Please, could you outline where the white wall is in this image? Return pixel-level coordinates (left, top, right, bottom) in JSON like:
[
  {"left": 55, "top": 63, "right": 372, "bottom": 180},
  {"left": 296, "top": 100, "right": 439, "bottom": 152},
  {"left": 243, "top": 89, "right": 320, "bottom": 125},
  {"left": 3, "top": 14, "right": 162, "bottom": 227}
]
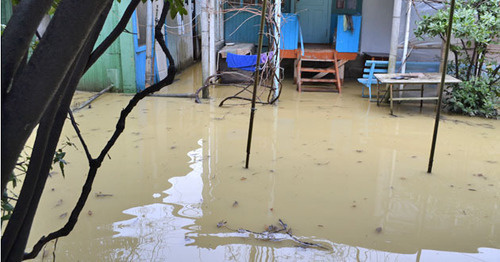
[
  {"left": 360, "top": 0, "right": 394, "bottom": 54},
  {"left": 166, "top": 6, "right": 195, "bottom": 70},
  {"left": 360, "top": 0, "right": 442, "bottom": 61}
]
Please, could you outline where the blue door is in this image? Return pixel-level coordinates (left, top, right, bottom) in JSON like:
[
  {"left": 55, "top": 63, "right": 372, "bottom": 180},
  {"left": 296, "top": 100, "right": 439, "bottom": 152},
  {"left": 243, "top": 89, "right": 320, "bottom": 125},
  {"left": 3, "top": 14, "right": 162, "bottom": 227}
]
[
  {"left": 295, "top": 0, "right": 332, "bottom": 43},
  {"left": 132, "top": 8, "right": 146, "bottom": 92},
  {"left": 132, "top": 2, "right": 169, "bottom": 92}
]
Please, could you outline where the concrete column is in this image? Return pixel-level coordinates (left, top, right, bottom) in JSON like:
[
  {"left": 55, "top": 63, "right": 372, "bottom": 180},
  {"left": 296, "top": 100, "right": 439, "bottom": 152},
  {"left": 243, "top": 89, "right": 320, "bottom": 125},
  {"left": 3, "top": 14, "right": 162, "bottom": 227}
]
[{"left": 388, "top": 0, "right": 402, "bottom": 73}]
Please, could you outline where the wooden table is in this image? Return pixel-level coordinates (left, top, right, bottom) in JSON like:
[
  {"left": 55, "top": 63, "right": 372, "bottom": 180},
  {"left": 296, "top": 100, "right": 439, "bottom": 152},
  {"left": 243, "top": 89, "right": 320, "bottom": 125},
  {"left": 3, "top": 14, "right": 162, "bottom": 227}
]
[{"left": 374, "top": 73, "right": 461, "bottom": 114}]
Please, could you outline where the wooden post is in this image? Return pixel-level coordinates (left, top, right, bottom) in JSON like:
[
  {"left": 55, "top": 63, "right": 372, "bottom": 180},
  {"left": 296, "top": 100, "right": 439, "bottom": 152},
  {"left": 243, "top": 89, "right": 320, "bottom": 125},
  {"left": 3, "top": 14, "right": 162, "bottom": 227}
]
[
  {"left": 245, "top": 0, "right": 268, "bottom": 169},
  {"left": 427, "top": 0, "right": 456, "bottom": 173}
]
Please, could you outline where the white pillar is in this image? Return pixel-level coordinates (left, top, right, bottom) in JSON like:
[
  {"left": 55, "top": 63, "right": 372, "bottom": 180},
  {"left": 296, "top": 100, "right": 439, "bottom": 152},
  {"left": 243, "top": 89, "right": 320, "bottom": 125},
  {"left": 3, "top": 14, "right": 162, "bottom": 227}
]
[
  {"left": 145, "top": 0, "right": 155, "bottom": 86},
  {"left": 401, "top": 0, "right": 412, "bottom": 74},
  {"left": 209, "top": 0, "right": 216, "bottom": 76},
  {"left": 200, "top": 0, "right": 210, "bottom": 97},
  {"left": 273, "top": 0, "right": 281, "bottom": 100},
  {"left": 399, "top": 0, "right": 412, "bottom": 97},
  {"left": 388, "top": 0, "right": 402, "bottom": 73}
]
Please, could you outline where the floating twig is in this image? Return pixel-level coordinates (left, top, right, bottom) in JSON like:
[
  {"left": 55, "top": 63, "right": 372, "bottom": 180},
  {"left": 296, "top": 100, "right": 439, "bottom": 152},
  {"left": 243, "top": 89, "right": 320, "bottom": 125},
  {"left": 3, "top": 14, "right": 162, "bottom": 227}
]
[{"left": 216, "top": 219, "right": 328, "bottom": 250}]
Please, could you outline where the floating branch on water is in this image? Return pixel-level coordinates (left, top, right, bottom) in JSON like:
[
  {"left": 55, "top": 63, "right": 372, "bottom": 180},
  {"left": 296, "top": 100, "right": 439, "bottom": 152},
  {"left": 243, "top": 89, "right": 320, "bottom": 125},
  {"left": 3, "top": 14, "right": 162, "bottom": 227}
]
[{"left": 216, "top": 219, "right": 328, "bottom": 250}]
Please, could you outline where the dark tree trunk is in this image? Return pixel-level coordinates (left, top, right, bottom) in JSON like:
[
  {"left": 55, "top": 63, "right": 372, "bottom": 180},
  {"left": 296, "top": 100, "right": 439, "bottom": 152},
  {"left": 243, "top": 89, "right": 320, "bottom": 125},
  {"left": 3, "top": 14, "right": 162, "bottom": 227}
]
[
  {"left": 3, "top": 0, "right": 179, "bottom": 260},
  {"left": 1, "top": 2, "right": 114, "bottom": 260},
  {"left": 1, "top": 0, "right": 53, "bottom": 97},
  {"left": 24, "top": 2, "right": 176, "bottom": 258},
  {"left": 1, "top": 0, "right": 112, "bottom": 195}
]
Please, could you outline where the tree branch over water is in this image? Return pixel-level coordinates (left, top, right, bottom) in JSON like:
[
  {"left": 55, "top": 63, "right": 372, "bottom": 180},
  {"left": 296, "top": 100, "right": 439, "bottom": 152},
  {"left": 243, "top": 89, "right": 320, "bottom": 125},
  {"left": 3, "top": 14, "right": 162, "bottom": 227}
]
[{"left": 21, "top": 1, "right": 175, "bottom": 260}]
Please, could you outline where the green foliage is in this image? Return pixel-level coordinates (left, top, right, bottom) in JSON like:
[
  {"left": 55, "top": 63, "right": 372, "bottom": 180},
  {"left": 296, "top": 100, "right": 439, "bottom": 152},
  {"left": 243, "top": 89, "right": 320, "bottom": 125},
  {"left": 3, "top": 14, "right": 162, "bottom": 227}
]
[
  {"left": 166, "top": 0, "right": 188, "bottom": 19},
  {"left": 415, "top": 0, "right": 500, "bottom": 44},
  {"left": 53, "top": 149, "right": 67, "bottom": 178},
  {"left": 445, "top": 77, "right": 499, "bottom": 118},
  {"left": 139, "top": 0, "right": 187, "bottom": 19},
  {"left": 415, "top": 0, "right": 500, "bottom": 118},
  {"left": 1, "top": 138, "right": 77, "bottom": 223},
  {"left": 1, "top": 155, "right": 25, "bottom": 224}
]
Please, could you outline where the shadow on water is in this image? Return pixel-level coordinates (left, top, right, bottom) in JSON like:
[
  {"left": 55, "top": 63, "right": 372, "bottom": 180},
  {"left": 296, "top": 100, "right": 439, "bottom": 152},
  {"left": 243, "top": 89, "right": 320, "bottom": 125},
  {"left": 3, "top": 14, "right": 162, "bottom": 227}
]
[{"left": 25, "top": 63, "right": 499, "bottom": 261}]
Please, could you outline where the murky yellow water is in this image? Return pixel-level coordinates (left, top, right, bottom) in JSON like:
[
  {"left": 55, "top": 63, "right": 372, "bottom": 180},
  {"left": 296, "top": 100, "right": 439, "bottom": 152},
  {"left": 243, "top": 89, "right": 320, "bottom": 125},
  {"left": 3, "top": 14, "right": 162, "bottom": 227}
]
[{"left": 23, "top": 63, "right": 499, "bottom": 261}]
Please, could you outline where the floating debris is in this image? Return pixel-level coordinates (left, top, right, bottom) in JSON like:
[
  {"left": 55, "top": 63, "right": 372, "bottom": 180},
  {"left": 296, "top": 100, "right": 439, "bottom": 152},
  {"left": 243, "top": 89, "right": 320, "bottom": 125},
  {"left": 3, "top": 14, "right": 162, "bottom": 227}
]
[
  {"left": 468, "top": 189, "right": 477, "bottom": 191},
  {"left": 217, "top": 220, "right": 227, "bottom": 228},
  {"left": 375, "top": 227, "right": 382, "bottom": 233},
  {"left": 473, "top": 173, "right": 488, "bottom": 180},
  {"left": 240, "top": 177, "right": 247, "bottom": 181},
  {"left": 55, "top": 199, "right": 63, "bottom": 207},
  {"left": 356, "top": 150, "right": 363, "bottom": 153},
  {"left": 96, "top": 192, "right": 113, "bottom": 197},
  {"left": 232, "top": 201, "right": 239, "bottom": 207},
  {"left": 88, "top": 210, "right": 93, "bottom": 216},
  {"left": 59, "top": 212, "right": 68, "bottom": 219},
  {"left": 216, "top": 219, "right": 328, "bottom": 250}
]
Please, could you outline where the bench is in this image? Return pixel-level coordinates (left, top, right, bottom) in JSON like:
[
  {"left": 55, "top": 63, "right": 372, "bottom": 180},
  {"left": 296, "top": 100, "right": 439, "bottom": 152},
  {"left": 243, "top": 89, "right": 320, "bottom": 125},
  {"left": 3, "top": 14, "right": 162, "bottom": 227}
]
[{"left": 358, "top": 60, "right": 389, "bottom": 100}]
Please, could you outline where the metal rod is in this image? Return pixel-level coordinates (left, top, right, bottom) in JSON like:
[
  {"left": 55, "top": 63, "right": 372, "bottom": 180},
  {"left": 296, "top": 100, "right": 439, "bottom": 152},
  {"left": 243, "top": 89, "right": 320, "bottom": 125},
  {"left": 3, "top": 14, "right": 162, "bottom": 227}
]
[
  {"left": 245, "top": 0, "right": 268, "bottom": 169},
  {"left": 71, "top": 85, "right": 113, "bottom": 112},
  {"left": 427, "top": 0, "right": 456, "bottom": 173}
]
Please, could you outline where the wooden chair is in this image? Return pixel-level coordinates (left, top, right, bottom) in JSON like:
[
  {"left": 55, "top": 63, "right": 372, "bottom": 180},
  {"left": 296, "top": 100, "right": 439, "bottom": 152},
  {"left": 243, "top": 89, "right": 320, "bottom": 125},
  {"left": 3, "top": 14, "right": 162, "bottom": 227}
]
[{"left": 357, "top": 60, "right": 388, "bottom": 100}]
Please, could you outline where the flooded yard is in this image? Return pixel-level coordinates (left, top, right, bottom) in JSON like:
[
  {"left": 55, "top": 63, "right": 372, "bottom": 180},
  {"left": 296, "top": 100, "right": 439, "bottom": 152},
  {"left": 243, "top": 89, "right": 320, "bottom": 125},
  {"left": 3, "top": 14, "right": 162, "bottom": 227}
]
[{"left": 26, "top": 63, "right": 499, "bottom": 261}]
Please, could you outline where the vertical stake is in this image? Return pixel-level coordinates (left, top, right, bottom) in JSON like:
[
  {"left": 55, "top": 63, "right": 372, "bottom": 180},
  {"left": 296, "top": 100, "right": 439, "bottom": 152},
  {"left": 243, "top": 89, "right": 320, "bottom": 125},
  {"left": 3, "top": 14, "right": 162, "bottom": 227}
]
[
  {"left": 428, "top": 0, "right": 456, "bottom": 173},
  {"left": 245, "top": 0, "right": 268, "bottom": 168}
]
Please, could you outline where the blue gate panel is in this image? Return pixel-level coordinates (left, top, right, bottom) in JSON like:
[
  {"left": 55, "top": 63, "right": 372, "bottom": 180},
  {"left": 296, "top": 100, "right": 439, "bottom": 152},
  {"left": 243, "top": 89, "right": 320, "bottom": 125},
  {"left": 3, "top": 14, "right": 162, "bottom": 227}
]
[
  {"left": 336, "top": 15, "right": 361, "bottom": 53},
  {"left": 280, "top": 13, "right": 299, "bottom": 50}
]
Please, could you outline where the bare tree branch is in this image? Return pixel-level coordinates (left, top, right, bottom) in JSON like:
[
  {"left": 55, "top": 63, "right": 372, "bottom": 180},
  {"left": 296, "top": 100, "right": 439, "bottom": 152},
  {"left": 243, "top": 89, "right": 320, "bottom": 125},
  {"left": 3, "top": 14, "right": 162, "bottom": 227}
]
[
  {"left": 86, "top": 0, "right": 141, "bottom": 70},
  {"left": 1, "top": 0, "right": 113, "bottom": 194},
  {"left": 24, "top": 2, "right": 176, "bottom": 259},
  {"left": 68, "top": 111, "right": 93, "bottom": 162},
  {"left": 1, "top": 2, "right": 115, "bottom": 260}
]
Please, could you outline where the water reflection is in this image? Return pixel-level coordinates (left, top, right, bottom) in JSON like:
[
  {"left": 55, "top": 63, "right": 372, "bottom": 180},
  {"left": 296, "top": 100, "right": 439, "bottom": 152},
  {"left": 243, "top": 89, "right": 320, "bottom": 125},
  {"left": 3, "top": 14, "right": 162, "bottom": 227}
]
[
  {"left": 25, "top": 64, "right": 500, "bottom": 261},
  {"left": 112, "top": 139, "right": 204, "bottom": 261}
]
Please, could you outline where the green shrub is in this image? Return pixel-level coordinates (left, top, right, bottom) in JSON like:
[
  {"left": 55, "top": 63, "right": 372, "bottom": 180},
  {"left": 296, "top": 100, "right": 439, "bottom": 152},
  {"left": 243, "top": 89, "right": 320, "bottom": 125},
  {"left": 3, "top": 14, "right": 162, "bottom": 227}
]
[
  {"left": 445, "top": 77, "right": 499, "bottom": 118},
  {"left": 415, "top": 0, "right": 500, "bottom": 118}
]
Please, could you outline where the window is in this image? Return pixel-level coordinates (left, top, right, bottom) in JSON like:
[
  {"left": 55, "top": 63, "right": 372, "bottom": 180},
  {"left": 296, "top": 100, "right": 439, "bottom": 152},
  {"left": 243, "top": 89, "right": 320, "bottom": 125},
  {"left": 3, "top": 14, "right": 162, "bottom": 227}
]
[{"left": 333, "top": 0, "right": 362, "bottom": 15}]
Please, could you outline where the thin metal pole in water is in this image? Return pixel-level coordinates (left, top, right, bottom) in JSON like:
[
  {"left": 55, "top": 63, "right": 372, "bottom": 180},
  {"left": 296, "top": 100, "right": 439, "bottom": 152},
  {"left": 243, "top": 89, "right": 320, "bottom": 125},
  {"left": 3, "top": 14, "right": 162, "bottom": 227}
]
[
  {"left": 427, "top": 0, "right": 456, "bottom": 173},
  {"left": 245, "top": 0, "right": 268, "bottom": 169}
]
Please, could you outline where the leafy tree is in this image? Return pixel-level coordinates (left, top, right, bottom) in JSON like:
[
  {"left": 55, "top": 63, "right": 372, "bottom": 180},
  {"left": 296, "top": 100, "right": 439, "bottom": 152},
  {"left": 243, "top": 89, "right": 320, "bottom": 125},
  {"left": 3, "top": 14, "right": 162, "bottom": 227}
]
[
  {"left": 1, "top": 0, "right": 185, "bottom": 260},
  {"left": 415, "top": 0, "right": 500, "bottom": 118}
]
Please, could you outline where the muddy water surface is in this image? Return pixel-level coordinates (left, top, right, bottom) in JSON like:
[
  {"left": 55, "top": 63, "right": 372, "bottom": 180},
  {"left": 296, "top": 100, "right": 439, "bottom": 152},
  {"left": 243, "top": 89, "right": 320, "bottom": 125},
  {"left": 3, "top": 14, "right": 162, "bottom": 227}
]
[{"left": 26, "top": 64, "right": 499, "bottom": 261}]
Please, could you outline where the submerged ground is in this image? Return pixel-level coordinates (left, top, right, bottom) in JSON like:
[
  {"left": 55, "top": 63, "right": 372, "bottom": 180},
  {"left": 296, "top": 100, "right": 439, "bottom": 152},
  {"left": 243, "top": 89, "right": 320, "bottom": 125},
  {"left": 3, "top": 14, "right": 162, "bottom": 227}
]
[{"left": 25, "top": 64, "right": 499, "bottom": 261}]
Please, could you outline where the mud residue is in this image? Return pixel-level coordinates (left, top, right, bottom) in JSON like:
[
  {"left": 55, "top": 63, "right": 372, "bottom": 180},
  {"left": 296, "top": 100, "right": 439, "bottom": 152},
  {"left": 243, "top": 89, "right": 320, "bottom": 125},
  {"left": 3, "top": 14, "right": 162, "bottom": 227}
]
[{"left": 25, "top": 63, "right": 500, "bottom": 261}]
